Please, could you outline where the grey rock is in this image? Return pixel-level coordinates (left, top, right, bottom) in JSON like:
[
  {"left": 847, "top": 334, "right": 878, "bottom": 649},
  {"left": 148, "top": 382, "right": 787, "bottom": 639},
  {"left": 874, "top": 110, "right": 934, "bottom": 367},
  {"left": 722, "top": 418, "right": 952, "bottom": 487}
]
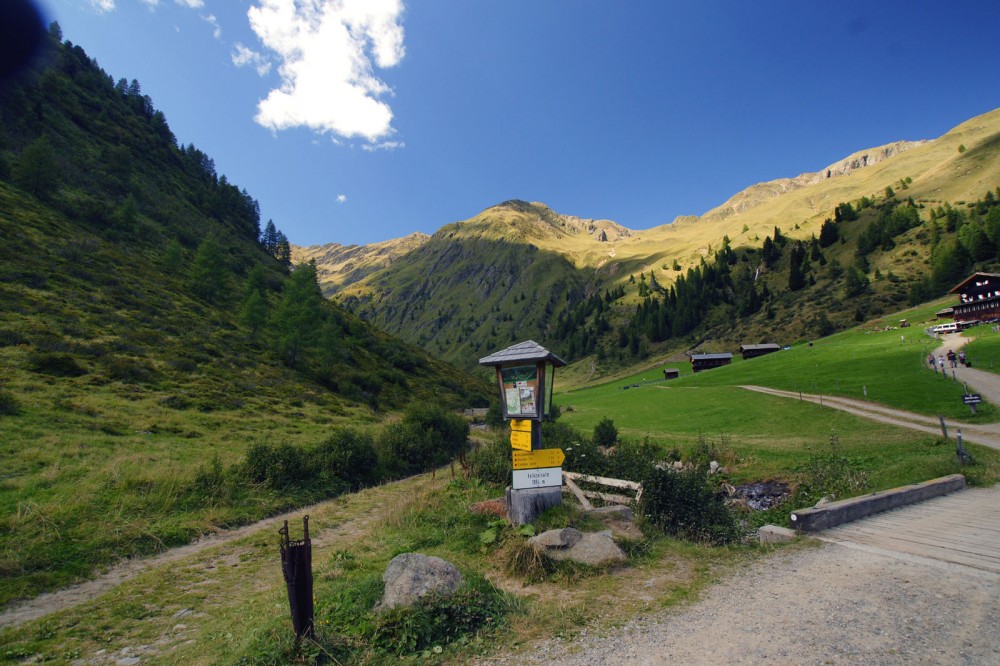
[
  {"left": 530, "top": 527, "right": 583, "bottom": 549},
  {"left": 758, "top": 524, "right": 797, "bottom": 544},
  {"left": 378, "top": 553, "right": 462, "bottom": 611},
  {"left": 538, "top": 531, "right": 626, "bottom": 566}
]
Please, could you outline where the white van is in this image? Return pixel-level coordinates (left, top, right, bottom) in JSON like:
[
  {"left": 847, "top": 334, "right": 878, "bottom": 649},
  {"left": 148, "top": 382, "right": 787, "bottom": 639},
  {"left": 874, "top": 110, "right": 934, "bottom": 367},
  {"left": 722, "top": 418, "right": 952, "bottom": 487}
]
[{"left": 932, "top": 323, "right": 958, "bottom": 334}]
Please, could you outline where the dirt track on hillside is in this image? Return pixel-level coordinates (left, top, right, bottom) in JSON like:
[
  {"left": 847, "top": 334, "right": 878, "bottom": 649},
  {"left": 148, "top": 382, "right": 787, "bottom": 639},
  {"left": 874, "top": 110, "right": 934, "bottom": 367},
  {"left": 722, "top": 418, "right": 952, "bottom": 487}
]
[{"left": 741, "top": 334, "right": 1000, "bottom": 451}]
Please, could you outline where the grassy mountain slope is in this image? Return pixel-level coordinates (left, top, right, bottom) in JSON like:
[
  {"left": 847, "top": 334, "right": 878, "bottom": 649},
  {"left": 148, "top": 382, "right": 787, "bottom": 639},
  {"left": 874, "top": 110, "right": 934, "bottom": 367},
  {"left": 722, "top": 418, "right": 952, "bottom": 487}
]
[
  {"left": 290, "top": 231, "right": 431, "bottom": 296},
  {"left": 321, "top": 109, "right": 1000, "bottom": 374},
  {"left": 0, "top": 29, "right": 488, "bottom": 605}
]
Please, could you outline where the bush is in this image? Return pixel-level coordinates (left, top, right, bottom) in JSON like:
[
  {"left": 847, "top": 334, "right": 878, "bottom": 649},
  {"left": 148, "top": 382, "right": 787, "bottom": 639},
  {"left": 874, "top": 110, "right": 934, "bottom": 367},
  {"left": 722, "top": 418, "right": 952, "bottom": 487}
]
[
  {"left": 27, "top": 351, "right": 87, "bottom": 377},
  {"left": 313, "top": 427, "right": 380, "bottom": 491},
  {"left": 100, "top": 355, "right": 160, "bottom": 384},
  {"left": 403, "top": 404, "right": 470, "bottom": 457},
  {"left": 467, "top": 433, "right": 512, "bottom": 486},
  {"left": 640, "top": 467, "right": 742, "bottom": 545},
  {"left": 378, "top": 405, "right": 470, "bottom": 477},
  {"left": 369, "top": 579, "right": 514, "bottom": 656},
  {"left": 0, "top": 390, "right": 21, "bottom": 416},
  {"left": 593, "top": 417, "right": 618, "bottom": 448},
  {"left": 242, "top": 442, "right": 309, "bottom": 490},
  {"left": 378, "top": 421, "right": 442, "bottom": 477}
]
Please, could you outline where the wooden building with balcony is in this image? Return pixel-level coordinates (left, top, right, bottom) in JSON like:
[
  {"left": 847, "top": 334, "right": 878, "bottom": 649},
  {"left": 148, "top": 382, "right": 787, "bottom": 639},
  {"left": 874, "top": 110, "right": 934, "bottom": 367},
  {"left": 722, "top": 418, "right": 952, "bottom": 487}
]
[{"left": 949, "top": 272, "right": 1000, "bottom": 325}]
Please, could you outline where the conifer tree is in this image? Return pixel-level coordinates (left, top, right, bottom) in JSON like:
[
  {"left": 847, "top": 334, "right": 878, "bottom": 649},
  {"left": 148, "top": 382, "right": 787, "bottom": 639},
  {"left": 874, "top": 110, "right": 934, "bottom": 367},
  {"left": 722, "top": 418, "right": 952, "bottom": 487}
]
[
  {"left": 270, "top": 261, "right": 324, "bottom": 366},
  {"left": 188, "top": 236, "right": 229, "bottom": 303}
]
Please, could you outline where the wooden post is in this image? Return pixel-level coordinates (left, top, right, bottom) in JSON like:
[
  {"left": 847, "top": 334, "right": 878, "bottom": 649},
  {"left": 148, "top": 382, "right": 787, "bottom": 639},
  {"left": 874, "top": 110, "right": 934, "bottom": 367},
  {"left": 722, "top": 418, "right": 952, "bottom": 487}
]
[{"left": 938, "top": 415, "right": 949, "bottom": 441}]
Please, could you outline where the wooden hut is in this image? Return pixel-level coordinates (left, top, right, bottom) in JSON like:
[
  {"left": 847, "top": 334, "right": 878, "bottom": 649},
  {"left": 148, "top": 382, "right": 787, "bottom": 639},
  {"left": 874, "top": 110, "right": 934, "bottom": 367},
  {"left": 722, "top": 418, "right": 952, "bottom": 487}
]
[
  {"left": 689, "top": 353, "right": 732, "bottom": 373},
  {"left": 739, "top": 343, "right": 780, "bottom": 360}
]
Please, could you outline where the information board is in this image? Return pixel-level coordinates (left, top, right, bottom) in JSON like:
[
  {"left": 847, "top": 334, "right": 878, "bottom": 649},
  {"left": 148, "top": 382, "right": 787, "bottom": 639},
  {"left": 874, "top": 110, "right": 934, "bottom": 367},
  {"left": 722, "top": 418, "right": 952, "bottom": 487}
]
[{"left": 500, "top": 365, "right": 539, "bottom": 418}]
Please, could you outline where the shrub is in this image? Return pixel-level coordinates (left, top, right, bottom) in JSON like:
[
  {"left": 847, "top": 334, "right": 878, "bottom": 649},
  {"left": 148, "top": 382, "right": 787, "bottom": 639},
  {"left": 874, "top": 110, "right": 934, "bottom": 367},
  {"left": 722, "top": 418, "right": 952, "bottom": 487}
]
[
  {"left": 313, "top": 427, "right": 380, "bottom": 491},
  {"left": 593, "top": 417, "right": 618, "bottom": 448},
  {"left": 379, "top": 405, "right": 470, "bottom": 477},
  {"left": 0, "top": 390, "right": 21, "bottom": 416},
  {"left": 26, "top": 351, "right": 87, "bottom": 377},
  {"left": 100, "top": 355, "right": 160, "bottom": 384},
  {"left": 795, "top": 436, "right": 870, "bottom": 504},
  {"left": 640, "top": 467, "right": 742, "bottom": 545},
  {"left": 403, "top": 404, "right": 470, "bottom": 457},
  {"left": 378, "top": 421, "right": 442, "bottom": 477},
  {"left": 242, "top": 442, "right": 309, "bottom": 490},
  {"left": 467, "top": 432, "right": 512, "bottom": 486},
  {"left": 370, "top": 579, "right": 515, "bottom": 656}
]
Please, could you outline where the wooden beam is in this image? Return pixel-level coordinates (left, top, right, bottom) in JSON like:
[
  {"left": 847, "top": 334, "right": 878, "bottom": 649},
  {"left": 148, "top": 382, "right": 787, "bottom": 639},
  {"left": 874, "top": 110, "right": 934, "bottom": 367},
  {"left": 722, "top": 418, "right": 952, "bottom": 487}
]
[{"left": 562, "top": 475, "right": 594, "bottom": 511}]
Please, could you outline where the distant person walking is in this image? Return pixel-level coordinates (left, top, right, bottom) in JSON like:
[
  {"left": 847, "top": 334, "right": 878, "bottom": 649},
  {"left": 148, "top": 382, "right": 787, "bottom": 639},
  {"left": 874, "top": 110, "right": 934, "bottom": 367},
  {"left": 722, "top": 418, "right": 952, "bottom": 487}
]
[
  {"left": 928, "top": 353, "right": 935, "bottom": 369},
  {"left": 947, "top": 350, "right": 957, "bottom": 368},
  {"left": 938, "top": 355, "right": 946, "bottom": 372}
]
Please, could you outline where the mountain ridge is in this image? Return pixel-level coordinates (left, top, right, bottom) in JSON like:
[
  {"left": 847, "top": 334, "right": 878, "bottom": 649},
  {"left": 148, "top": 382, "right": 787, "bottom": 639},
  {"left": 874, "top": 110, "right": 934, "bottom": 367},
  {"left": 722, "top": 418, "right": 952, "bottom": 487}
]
[{"left": 307, "top": 107, "right": 1000, "bottom": 370}]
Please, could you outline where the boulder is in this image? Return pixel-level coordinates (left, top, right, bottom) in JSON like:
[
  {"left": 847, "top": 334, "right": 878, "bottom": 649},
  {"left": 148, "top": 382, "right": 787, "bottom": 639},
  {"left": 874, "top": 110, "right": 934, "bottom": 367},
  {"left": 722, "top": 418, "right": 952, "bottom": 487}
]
[
  {"left": 378, "top": 553, "right": 462, "bottom": 611},
  {"left": 531, "top": 527, "right": 583, "bottom": 549},
  {"left": 757, "top": 524, "right": 797, "bottom": 544},
  {"left": 530, "top": 528, "right": 626, "bottom": 566}
]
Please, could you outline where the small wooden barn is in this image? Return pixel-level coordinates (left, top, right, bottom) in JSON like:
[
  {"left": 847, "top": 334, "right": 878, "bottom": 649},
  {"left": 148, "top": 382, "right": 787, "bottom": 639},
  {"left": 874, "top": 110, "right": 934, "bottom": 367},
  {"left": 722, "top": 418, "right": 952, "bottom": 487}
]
[
  {"left": 689, "top": 353, "right": 732, "bottom": 373},
  {"left": 739, "top": 343, "right": 780, "bottom": 360}
]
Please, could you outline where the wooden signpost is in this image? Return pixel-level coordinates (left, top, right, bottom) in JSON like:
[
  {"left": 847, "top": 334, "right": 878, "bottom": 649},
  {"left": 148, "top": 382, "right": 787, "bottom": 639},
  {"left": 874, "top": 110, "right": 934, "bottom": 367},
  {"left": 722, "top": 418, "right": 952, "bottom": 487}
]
[
  {"left": 509, "top": 419, "right": 533, "bottom": 452},
  {"left": 512, "top": 448, "right": 565, "bottom": 470}
]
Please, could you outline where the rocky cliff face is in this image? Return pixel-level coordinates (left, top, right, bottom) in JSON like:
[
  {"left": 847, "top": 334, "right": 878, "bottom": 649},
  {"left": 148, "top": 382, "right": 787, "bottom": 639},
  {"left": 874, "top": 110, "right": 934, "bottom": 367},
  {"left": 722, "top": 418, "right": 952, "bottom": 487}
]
[
  {"left": 703, "top": 139, "right": 928, "bottom": 221},
  {"left": 816, "top": 140, "right": 928, "bottom": 180}
]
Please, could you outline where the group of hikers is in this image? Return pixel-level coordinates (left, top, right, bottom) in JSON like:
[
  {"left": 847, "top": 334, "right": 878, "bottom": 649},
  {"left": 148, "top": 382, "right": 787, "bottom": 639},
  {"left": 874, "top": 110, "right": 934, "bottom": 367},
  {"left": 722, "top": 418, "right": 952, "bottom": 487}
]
[{"left": 928, "top": 349, "right": 968, "bottom": 372}]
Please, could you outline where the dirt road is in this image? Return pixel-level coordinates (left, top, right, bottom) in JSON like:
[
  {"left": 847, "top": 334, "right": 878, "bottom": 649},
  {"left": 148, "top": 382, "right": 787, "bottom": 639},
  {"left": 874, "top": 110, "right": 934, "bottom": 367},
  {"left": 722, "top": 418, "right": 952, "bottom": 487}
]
[{"left": 740, "top": 334, "right": 1000, "bottom": 451}]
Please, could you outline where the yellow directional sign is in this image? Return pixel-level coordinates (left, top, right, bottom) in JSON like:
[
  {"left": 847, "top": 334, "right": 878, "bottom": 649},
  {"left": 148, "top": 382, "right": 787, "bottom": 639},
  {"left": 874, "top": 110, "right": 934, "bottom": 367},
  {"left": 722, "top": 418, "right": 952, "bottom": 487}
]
[
  {"left": 510, "top": 419, "right": 533, "bottom": 432},
  {"left": 510, "top": 430, "right": 533, "bottom": 452},
  {"left": 512, "top": 448, "right": 565, "bottom": 470}
]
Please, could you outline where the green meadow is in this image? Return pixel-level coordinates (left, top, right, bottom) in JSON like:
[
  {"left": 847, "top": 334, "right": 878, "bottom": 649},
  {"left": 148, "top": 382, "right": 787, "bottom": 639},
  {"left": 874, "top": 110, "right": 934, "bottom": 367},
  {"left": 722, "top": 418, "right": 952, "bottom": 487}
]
[{"left": 557, "top": 305, "right": 1000, "bottom": 491}]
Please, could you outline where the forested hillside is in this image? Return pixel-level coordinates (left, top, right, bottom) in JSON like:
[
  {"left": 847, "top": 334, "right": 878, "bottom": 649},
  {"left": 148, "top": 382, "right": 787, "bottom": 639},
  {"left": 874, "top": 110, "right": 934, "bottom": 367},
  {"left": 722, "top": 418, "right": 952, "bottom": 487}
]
[{"left": 0, "top": 25, "right": 488, "bottom": 605}]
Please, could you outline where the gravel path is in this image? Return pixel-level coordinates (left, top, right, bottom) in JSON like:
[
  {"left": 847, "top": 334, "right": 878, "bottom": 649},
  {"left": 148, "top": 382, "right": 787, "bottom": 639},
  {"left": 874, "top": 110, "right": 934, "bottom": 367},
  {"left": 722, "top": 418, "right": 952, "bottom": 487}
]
[{"left": 478, "top": 542, "right": 1000, "bottom": 665}]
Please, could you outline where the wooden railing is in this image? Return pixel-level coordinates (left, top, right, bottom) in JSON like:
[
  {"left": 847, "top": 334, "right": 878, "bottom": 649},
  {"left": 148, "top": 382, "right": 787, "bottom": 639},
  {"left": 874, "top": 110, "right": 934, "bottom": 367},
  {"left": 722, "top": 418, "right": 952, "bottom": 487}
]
[{"left": 562, "top": 471, "right": 642, "bottom": 510}]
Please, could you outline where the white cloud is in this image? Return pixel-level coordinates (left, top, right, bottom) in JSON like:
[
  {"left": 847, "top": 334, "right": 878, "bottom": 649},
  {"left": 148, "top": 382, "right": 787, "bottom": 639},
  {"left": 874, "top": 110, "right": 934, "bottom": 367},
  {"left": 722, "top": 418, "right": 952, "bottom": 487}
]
[
  {"left": 361, "top": 139, "right": 405, "bottom": 152},
  {"left": 246, "top": 0, "right": 406, "bottom": 146},
  {"left": 202, "top": 13, "right": 222, "bottom": 40},
  {"left": 232, "top": 42, "right": 273, "bottom": 77},
  {"left": 175, "top": 0, "right": 204, "bottom": 8},
  {"left": 90, "top": 0, "right": 116, "bottom": 12},
  {"left": 336, "top": 194, "right": 347, "bottom": 204}
]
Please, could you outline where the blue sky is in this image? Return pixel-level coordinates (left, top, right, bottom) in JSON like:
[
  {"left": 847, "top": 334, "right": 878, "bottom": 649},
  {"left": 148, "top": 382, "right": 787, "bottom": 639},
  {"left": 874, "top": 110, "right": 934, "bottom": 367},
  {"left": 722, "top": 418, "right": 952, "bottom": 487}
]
[{"left": 39, "top": 0, "right": 1000, "bottom": 247}]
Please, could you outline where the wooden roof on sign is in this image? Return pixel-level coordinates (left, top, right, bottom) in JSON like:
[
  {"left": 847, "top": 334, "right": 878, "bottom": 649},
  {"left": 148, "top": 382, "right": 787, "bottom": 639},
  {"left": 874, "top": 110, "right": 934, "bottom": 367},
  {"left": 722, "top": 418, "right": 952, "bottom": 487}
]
[{"left": 478, "top": 340, "right": 567, "bottom": 368}]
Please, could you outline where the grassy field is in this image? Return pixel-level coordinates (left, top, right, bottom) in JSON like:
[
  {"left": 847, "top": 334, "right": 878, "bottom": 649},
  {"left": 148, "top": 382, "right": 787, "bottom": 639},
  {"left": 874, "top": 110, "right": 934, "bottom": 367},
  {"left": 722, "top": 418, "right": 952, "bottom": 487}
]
[{"left": 557, "top": 303, "right": 1000, "bottom": 493}]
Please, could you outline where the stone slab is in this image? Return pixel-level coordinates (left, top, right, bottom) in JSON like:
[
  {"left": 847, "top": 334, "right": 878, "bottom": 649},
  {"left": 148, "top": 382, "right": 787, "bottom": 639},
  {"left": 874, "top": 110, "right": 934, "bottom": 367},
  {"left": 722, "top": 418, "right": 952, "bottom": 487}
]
[
  {"left": 758, "top": 525, "right": 797, "bottom": 544},
  {"left": 790, "top": 474, "right": 966, "bottom": 532}
]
